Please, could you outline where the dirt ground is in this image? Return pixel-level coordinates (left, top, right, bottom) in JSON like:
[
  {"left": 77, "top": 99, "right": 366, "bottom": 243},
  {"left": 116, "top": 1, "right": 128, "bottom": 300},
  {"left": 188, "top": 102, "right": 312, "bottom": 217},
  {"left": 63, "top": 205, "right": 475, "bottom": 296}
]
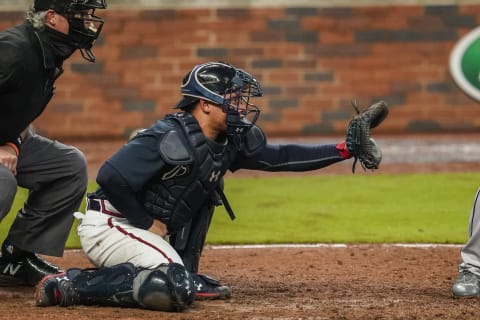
[
  {"left": 2, "top": 133, "right": 480, "bottom": 320},
  {"left": 0, "top": 245, "right": 478, "bottom": 320}
]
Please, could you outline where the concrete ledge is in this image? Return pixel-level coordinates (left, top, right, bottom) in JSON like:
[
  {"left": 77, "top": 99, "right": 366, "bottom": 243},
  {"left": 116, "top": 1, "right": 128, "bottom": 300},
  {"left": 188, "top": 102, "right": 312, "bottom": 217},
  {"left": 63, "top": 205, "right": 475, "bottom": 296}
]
[{"left": 1, "top": 0, "right": 479, "bottom": 10}]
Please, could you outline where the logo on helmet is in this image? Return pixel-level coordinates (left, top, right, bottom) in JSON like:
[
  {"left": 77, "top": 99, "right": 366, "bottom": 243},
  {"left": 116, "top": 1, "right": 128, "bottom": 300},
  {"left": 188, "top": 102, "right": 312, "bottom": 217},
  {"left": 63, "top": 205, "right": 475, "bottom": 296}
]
[{"left": 449, "top": 26, "right": 480, "bottom": 102}]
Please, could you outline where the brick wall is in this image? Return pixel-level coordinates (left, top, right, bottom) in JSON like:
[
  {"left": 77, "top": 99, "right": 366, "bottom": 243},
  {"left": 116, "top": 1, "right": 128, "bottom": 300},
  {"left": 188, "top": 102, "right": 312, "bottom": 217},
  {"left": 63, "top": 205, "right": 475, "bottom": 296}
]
[{"left": 1, "top": 3, "right": 480, "bottom": 139}]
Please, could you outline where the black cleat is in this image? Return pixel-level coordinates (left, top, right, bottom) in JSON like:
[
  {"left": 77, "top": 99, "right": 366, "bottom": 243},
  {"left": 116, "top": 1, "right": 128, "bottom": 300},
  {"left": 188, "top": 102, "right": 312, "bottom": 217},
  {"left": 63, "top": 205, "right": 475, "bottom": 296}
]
[
  {"left": 192, "top": 273, "right": 231, "bottom": 300},
  {"left": 0, "top": 241, "right": 62, "bottom": 286},
  {"left": 35, "top": 271, "right": 78, "bottom": 307}
]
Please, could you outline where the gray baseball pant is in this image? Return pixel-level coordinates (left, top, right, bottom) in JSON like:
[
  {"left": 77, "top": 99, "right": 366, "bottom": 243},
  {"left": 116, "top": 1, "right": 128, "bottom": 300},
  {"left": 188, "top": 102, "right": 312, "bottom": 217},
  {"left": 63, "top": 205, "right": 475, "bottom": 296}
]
[
  {"left": 459, "top": 187, "right": 480, "bottom": 275},
  {"left": 0, "top": 133, "right": 87, "bottom": 257}
]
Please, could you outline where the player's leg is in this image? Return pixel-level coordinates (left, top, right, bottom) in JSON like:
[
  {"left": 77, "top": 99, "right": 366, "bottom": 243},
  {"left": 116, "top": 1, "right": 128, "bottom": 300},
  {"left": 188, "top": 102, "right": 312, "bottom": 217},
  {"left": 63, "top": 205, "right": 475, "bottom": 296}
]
[
  {"left": 171, "top": 203, "right": 214, "bottom": 273},
  {"left": 453, "top": 187, "right": 480, "bottom": 297},
  {"left": 170, "top": 203, "right": 231, "bottom": 300},
  {"left": 0, "top": 165, "right": 17, "bottom": 221},
  {"left": 36, "top": 262, "right": 195, "bottom": 311},
  {"left": 77, "top": 208, "right": 184, "bottom": 268},
  {"left": 0, "top": 133, "right": 87, "bottom": 285}
]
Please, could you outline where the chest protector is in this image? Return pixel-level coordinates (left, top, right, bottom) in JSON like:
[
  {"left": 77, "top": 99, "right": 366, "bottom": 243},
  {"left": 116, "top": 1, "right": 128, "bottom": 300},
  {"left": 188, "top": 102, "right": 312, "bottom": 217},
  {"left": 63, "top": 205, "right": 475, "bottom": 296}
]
[{"left": 143, "top": 112, "right": 237, "bottom": 232}]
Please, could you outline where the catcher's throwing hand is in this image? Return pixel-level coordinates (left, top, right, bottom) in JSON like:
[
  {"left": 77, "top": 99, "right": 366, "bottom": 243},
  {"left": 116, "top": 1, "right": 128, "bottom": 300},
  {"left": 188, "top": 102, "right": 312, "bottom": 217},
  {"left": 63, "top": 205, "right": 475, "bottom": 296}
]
[
  {"left": 148, "top": 219, "right": 168, "bottom": 238},
  {"left": 345, "top": 100, "right": 389, "bottom": 173}
]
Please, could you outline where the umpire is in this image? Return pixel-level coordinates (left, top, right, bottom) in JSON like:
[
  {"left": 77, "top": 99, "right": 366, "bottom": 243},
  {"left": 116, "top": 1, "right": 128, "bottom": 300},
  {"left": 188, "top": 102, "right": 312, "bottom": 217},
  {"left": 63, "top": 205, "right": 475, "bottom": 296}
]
[{"left": 0, "top": 0, "right": 106, "bottom": 286}]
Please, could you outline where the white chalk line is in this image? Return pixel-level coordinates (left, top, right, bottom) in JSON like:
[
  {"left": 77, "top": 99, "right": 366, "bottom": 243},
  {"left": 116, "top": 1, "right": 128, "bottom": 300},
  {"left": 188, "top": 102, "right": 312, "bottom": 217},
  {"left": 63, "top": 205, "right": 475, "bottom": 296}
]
[
  {"left": 65, "top": 243, "right": 462, "bottom": 254},
  {"left": 206, "top": 243, "right": 463, "bottom": 250}
]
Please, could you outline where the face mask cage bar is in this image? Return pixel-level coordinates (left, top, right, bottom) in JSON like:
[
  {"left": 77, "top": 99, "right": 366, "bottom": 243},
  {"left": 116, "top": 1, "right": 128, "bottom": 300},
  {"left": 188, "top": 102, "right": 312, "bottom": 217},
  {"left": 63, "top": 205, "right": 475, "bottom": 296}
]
[
  {"left": 220, "top": 69, "right": 263, "bottom": 126},
  {"left": 64, "top": 9, "right": 104, "bottom": 62}
]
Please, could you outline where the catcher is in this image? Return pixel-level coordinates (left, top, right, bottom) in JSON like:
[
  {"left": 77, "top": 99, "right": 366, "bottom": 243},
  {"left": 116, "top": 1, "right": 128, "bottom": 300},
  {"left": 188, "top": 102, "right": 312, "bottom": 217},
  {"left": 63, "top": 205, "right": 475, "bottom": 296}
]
[{"left": 35, "top": 61, "right": 389, "bottom": 311}]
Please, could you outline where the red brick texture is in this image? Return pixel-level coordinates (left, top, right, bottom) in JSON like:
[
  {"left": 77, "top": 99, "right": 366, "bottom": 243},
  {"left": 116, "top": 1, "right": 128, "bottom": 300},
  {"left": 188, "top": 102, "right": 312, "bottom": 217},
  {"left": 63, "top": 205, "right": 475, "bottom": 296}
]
[{"left": 3, "top": 4, "right": 480, "bottom": 139}]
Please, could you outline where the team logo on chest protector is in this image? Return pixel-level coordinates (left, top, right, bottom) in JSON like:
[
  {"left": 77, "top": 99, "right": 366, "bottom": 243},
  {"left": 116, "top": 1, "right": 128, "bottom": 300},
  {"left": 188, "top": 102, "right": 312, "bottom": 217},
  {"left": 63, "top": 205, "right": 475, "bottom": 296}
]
[{"left": 162, "top": 165, "right": 189, "bottom": 180}]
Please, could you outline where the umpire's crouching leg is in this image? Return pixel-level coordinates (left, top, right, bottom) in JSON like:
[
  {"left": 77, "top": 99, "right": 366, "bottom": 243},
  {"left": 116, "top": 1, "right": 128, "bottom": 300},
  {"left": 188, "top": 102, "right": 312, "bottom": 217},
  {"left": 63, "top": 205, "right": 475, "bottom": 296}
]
[{"left": 7, "top": 135, "right": 88, "bottom": 257}]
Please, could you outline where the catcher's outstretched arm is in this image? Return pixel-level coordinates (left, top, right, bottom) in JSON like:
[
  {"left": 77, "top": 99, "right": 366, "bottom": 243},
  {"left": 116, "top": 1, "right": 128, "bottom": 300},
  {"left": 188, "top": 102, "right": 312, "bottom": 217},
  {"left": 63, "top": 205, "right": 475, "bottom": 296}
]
[{"left": 232, "top": 143, "right": 348, "bottom": 172}]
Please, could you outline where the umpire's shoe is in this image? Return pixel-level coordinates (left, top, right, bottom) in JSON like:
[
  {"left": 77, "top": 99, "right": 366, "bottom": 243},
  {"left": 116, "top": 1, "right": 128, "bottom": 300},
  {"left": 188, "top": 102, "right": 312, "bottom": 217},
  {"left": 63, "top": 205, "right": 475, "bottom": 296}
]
[
  {"left": 192, "top": 273, "right": 231, "bottom": 300},
  {"left": 0, "top": 241, "right": 62, "bottom": 286},
  {"left": 452, "top": 270, "right": 480, "bottom": 298}
]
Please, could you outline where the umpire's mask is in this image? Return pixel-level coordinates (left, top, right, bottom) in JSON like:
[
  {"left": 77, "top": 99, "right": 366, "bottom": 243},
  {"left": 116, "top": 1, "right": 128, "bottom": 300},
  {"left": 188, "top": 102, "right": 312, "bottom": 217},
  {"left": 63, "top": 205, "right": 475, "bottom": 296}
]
[{"left": 34, "top": 0, "right": 107, "bottom": 62}]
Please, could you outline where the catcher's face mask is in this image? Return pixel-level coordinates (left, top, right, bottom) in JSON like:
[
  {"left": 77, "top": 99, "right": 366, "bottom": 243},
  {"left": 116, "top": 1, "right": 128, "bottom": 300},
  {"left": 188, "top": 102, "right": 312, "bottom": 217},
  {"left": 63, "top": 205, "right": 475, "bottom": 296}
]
[
  {"left": 221, "top": 73, "right": 262, "bottom": 136},
  {"left": 35, "top": 0, "right": 107, "bottom": 62},
  {"left": 175, "top": 61, "right": 263, "bottom": 136}
]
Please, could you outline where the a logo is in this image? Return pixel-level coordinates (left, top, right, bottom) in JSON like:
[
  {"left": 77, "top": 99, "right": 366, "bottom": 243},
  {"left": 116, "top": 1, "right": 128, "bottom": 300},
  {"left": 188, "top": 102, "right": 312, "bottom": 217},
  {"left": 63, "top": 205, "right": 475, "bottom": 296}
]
[
  {"left": 2, "top": 263, "right": 21, "bottom": 276},
  {"left": 209, "top": 170, "right": 221, "bottom": 183},
  {"left": 162, "top": 165, "right": 188, "bottom": 180},
  {"left": 449, "top": 26, "right": 480, "bottom": 102}
]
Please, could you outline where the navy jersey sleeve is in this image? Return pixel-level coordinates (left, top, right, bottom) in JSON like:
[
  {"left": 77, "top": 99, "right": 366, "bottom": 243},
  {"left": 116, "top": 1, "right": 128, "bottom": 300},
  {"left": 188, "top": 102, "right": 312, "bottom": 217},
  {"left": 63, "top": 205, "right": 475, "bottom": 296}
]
[
  {"left": 96, "top": 163, "right": 154, "bottom": 229},
  {"left": 96, "top": 134, "right": 167, "bottom": 229},
  {"left": 230, "top": 143, "right": 345, "bottom": 172},
  {"left": 106, "top": 135, "right": 167, "bottom": 192}
]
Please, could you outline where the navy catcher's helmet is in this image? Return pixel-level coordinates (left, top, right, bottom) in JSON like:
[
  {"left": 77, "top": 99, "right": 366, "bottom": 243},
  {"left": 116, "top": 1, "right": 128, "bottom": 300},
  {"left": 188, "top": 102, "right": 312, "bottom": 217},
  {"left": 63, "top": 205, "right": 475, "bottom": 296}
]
[
  {"left": 34, "top": 0, "right": 107, "bottom": 62},
  {"left": 175, "top": 61, "right": 263, "bottom": 136}
]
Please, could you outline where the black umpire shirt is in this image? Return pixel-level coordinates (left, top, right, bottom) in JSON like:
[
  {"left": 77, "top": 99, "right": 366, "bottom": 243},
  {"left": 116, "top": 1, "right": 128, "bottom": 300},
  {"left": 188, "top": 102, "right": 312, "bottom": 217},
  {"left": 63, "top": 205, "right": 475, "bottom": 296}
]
[{"left": 0, "top": 21, "right": 62, "bottom": 147}]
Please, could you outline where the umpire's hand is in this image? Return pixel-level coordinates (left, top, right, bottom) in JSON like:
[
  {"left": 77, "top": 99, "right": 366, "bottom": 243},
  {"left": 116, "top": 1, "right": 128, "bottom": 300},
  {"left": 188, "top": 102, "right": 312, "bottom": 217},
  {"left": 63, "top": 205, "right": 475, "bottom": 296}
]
[{"left": 0, "top": 145, "right": 18, "bottom": 176}]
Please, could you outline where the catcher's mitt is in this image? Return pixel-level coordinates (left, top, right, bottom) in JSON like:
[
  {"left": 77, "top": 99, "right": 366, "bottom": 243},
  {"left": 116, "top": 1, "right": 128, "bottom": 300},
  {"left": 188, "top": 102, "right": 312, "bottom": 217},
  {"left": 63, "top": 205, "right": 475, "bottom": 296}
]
[{"left": 345, "top": 100, "right": 389, "bottom": 173}]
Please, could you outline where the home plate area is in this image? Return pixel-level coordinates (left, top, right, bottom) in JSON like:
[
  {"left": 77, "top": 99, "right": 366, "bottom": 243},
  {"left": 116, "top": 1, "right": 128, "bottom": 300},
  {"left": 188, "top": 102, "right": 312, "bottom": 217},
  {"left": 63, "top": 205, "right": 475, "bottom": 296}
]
[{"left": 0, "top": 245, "right": 478, "bottom": 320}]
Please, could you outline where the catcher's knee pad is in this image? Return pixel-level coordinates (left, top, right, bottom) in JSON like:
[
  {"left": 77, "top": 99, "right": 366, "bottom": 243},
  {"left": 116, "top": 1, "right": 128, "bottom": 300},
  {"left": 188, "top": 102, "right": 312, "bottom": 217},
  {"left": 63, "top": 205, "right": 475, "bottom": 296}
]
[{"left": 134, "top": 263, "right": 194, "bottom": 311}]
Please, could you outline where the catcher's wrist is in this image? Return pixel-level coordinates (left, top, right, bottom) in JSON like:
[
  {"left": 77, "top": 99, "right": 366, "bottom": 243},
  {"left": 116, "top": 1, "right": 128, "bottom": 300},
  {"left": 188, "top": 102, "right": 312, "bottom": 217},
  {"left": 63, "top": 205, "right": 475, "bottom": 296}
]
[{"left": 336, "top": 141, "right": 352, "bottom": 159}]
